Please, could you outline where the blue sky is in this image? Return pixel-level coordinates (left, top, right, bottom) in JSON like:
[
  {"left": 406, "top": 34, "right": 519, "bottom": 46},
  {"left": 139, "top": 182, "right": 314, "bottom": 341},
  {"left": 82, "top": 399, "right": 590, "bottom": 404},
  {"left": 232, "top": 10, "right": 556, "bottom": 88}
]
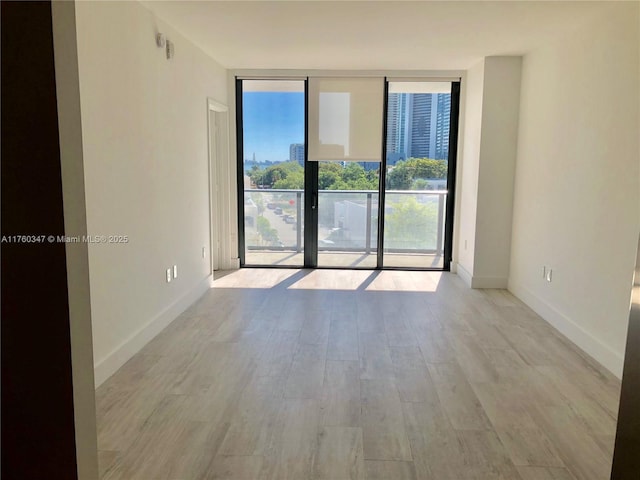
[{"left": 243, "top": 92, "right": 304, "bottom": 162}]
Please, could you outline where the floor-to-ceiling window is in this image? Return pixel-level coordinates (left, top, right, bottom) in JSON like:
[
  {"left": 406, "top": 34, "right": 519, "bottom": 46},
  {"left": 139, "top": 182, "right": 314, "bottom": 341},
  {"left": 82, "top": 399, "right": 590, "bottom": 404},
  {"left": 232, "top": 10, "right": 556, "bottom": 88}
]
[
  {"left": 236, "top": 76, "right": 459, "bottom": 270},
  {"left": 237, "top": 79, "right": 306, "bottom": 267},
  {"left": 382, "top": 81, "right": 456, "bottom": 269}
]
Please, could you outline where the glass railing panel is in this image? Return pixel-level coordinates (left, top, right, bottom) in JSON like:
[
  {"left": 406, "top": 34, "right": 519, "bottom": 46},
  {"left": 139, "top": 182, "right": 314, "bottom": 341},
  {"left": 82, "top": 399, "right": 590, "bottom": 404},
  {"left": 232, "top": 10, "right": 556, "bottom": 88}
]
[
  {"left": 317, "top": 190, "right": 378, "bottom": 268},
  {"left": 383, "top": 191, "right": 446, "bottom": 269},
  {"left": 244, "top": 189, "right": 304, "bottom": 266},
  {"left": 316, "top": 161, "right": 380, "bottom": 268}
]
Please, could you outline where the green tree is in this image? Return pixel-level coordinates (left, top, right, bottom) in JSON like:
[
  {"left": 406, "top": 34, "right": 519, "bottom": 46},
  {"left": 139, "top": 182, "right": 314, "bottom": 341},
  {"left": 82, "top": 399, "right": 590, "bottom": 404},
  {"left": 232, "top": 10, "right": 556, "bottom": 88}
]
[
  {"left": 318, "top": 162, "right": 343, "bottom": 189},
  {"left": 256, "top": 216, "right": 280, "bottom": 245},
  {"left": 249, "top": 167, "right": 266, "bottom": 187},
  {"left": 386, "top": 158, "right": 447, "bottom": 190},
  {"left": 273, "top": 170, "right": 304, "bottom": 189},
  {"left": 251, "top": 192, "right": 265, "bottom": 215},
  {"left": 413, "top": 178, "right": 429, "bottom": 190},
  {"left": 254, "top": 161, "right": 304, "bottom": 188},
  {"left": 385, "top": 197, "right": 437, "bottom": 249}
]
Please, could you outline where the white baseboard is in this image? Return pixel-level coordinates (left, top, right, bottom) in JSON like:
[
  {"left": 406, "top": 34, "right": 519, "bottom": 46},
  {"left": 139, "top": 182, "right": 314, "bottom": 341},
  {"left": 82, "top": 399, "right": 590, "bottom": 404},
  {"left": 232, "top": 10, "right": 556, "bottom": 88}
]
[
  {"left": 456, "top": 263, "right": 473, "bottom": 287},
  {"left": 471, "top": 276, "right": 508, "bottom": 289},
  {"left": 455, "top": 263, "right": 507, "bottom": 289},
  {"left": 508, "top": 279, "right": 624, "bottom": 379},
  {"left": 93, "top": 274, "right": 214, "bottom": 387}
]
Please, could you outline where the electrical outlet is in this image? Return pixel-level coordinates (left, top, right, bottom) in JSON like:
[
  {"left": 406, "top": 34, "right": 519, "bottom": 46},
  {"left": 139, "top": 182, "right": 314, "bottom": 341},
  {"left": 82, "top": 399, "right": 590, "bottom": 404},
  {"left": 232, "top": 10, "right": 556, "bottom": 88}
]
[
  {"left": 546, "top": 268, "right": 553, "bottom": 282},
  {"left": 166, "top": 268, "right": 172, "bottom": 283},
  {"left": 173, "top": 265, "right": 178, "bottom": 279}
]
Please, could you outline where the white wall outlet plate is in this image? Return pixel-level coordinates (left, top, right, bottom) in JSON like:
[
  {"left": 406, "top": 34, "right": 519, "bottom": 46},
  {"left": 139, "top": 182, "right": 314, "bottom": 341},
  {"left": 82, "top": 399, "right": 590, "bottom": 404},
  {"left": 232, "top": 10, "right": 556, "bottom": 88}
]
[
  {"left": 166, "top": 268, "right": 172, "bottom": 283},
  {"left": 173, "top": 265, "right": 178, "bottom": 279}
]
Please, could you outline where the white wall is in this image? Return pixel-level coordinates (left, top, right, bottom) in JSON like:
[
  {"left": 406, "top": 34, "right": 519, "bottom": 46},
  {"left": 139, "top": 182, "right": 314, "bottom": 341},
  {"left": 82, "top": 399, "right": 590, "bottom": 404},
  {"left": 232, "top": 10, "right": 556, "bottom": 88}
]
[
  {"left": 509, "top": 3, "right": 640, "bottom": 377},
  {"left": 474, "top": 57, "right": 522, "bottom": 287},
  {"left": 456, "top": 60, "right": 484, "bottom": 283},
  {"left": 75, "top": 0, "right": 228, "bottom": 386},
  {"left": 52, "top": 2, "right": 98, "bottom": 477},
  {"left": 456, "top": 57, "right": 522, "bottom": 288}
]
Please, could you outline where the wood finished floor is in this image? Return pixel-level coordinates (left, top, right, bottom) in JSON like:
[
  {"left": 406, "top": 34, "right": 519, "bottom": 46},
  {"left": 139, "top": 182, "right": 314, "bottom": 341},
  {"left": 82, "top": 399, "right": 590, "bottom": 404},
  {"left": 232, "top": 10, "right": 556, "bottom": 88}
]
[{"left": 96, "top": 269, "right": 621, "bottom": 480}]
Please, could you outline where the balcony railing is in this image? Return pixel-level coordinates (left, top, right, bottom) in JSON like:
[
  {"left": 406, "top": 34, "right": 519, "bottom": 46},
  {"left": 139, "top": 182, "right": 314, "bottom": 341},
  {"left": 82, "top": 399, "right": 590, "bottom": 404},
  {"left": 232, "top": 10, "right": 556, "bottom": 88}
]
[{"left": 244, "top": 189, "right": 447, "bottom": 256}]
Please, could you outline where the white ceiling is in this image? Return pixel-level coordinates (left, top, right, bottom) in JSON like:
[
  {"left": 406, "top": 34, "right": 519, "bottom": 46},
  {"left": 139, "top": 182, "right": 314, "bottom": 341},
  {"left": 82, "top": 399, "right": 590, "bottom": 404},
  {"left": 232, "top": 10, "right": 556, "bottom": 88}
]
[{"left": 143, "top": 1, "right": 613, "bottom": 70}]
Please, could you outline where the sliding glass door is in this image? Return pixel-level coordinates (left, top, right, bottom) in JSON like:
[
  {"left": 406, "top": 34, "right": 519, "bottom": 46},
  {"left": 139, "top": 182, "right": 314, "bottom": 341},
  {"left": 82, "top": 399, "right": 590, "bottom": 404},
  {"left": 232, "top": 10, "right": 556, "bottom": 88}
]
[
  {"left": 237, "top": 79, "right": 306, "bottom": 266},
  {"left": 307, "top": 77, "right": 384, "bottom": 268},
  {"left": 236, "top": 77, "right": 459, "bottom": 270},
  {"left": 382, "top": 81, "right": 455, "bottom": 269}
]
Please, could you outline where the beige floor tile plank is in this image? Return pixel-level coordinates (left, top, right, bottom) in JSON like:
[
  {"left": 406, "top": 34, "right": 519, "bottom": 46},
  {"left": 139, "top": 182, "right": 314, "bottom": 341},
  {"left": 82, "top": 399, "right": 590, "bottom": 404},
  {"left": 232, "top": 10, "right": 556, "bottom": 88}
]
[
  {"left": 299, "top": 312, "right": 331, "bottom": 345},
  {"left": 384, "top": 311, "right": 419, "bottom": 347},
  {"left": 517, "top": 466, "right": 576, "bottom": 480},
  {"left": 96, "top": 373, "right": 181, "bottom": 452},
  {"left": 284, "top": 342, "right": 327, "bottom": 399},
  {"left": 364, "top": 460, "right": 417, "bottom": 480},
  {"left": 390, "top": 346, "right": 439, "bottom": 403},
  {"left": 204, "top": 455, "right": 264, "bottom": 480},
  {"left": 481, "top": 347, "right": 531, "bottom": 383},
  {"left": 313, "top": 426, "right": 365, "bottom": 480},
  {"left": 455, "top": 429, "right": 523, "bottom": 479},
  {"left": 414, "top": 319, "right": 457, "bottom": 364},
  {"left": 327, "top": 316, "right": 360, "bottom": 361},
  {"left": 448, "top": 334, "right": 501, "bottom": 383},
  {"left": 359, "top": 331, "right": 395, "bottom": 380},
  {"left": 471, "top": 382, "right": 564, "bottom": 467},
  {"left": 103, "top": 396, "right": 215, "bottom": 480},
  {"left": 96, "top": 269, "right": 621, "bottom": 479},
  {"left": 320, "top": 360, "right": 361, "bottom": 427},
  {"left": 361, "top": 378, "right": 412, "bottom": 461},
  {"left": 260, "top": 398, "right": 319, "bottom": 480},
  {"left": 219, "top": 375, "right": 286, "bottom": 455},
  {"left": 98, "top": 450, "right": 121, "bottom": 480},
  {"left": 427, "top": 362, "right": 493, "bottom": 431},
  {"left": 401, "top": 401, "right": 465, "bottom": 480},
  {"left": 255, "top": 330, "right": 300, "bottom": 377},
  {"left": 530, "top": 405, "right": 612, "bottom": 480},
  {"left": 534, "top": 366, "right": 618, "bottom": 436},
  {"left": 356, "top": 295, "right": 386, "bottom": 334}
]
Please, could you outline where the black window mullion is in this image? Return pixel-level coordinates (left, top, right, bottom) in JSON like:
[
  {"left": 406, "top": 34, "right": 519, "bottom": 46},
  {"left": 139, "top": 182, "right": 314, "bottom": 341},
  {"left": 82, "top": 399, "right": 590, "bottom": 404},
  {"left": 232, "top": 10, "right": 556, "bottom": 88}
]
[
  {"left": 377, "top": 78, "right": 389, "bottom": 269},
  {"left": 235, "top": 78, "right": 245, "bottom": 266},
  {"left": 443, "top": 81, "right": 461, "bottom": 271},
  {"left": 303, "top": 78, "right": 318, "bottom": 267}
]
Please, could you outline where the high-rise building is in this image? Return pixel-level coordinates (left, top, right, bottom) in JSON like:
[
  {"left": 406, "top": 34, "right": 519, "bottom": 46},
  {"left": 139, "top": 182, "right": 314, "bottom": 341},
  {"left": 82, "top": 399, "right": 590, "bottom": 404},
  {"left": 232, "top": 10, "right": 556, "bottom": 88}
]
[
  {"left": 386, "top": 92, "right": 451, "bottom": 162},
  {"left": 289, "top": 143, "right": 305, "bottom": 166},
  {"left": 434, "top": 94, "right": 451, "bottom": 160},
  {"left": 408, "top": 94, "right": 435, "bottom": 159},
  {"left": 386, "top": 93, "right": 410, "bottom": 165}
]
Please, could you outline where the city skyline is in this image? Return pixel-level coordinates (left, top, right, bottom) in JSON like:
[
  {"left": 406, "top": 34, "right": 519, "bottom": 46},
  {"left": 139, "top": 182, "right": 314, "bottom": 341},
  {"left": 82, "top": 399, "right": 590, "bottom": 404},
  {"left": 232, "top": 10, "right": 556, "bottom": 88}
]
[
  {"left": 387, "top": 92, "right": 451, "bottom": 164},
  {"left": 243, "top": 91, "right": 451, "bottom": 165}
]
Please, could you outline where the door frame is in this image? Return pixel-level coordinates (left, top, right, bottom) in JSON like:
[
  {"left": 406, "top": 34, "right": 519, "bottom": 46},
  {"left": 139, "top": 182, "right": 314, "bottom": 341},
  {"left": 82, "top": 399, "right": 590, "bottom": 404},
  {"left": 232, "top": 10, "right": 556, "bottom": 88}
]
[{"left": 207, "top": 97, "right": 230, "bottom": 272}]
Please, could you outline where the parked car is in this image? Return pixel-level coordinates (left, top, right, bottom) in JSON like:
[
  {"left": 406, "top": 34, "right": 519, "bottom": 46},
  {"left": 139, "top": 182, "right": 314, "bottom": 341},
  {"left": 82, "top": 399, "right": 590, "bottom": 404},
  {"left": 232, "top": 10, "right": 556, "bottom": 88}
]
[
  {"left": 267, "top": 203, "right": 275, "bottom": 209},
  {"left": 274, "top": 207, "right": 283, "bottom": 215}
]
